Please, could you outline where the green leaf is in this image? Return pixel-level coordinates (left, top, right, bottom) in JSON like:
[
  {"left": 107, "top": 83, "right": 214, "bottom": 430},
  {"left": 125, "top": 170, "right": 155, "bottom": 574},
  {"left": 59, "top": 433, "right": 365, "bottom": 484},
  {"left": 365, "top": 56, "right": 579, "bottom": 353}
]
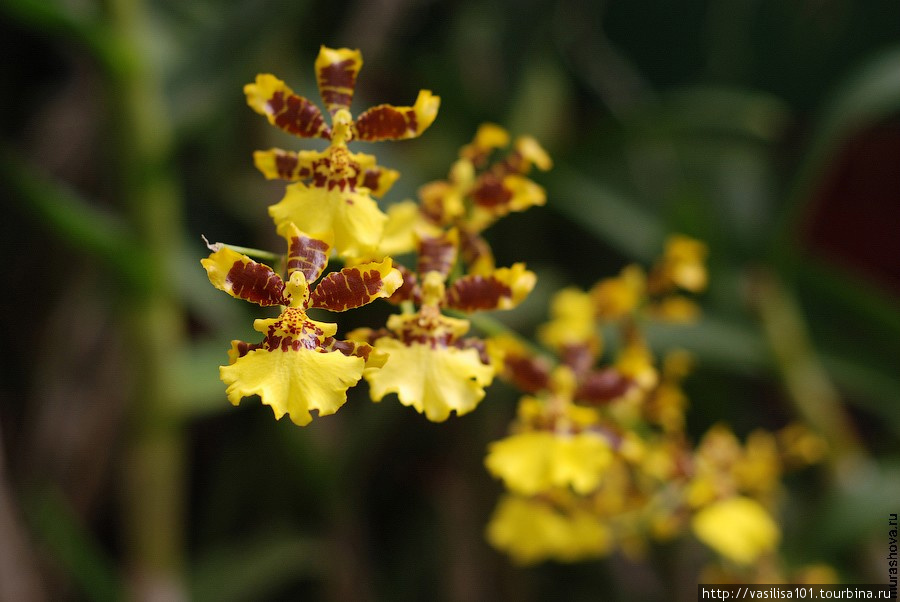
[
  {"left": 659, "top": 86, "right": 789, "bottom": 142},
  {"left": 547, "top": 164, "right": 663, "bottom": 263},
  {"left": 644, "top": 316, "right": 769, "bottom": 375},
  {"left": 775, "top": 46, "right": 900, "bottom": 252},
  {"left": 1, "top": 146, "right": 147, "bottom": 287}
]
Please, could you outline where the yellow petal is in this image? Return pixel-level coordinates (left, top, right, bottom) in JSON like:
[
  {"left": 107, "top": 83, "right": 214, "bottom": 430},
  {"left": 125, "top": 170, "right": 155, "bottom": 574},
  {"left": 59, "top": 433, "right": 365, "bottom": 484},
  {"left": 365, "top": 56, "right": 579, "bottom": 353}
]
[
  {"left": 364, "top": 339, "right": 493, "bottom": 421},
  {"left": 278, "top": 222, "right": 331, "bottom": 283},
  {"left": 485, "top": 431, "right": 612, "bottom": 495},
  {"left": 314, "top": 46, "right": 362, "bottom": 115},
  {"left": 692, "top": 497, "right": 780, "bottom": 565},
  {"left": 734, "top": 430, "right": 781, "bottom": 496},
  {"left": 220, "top": 346, "right": 365, "bottom": 426},
  {"left": 616, "top": 339, "right": 658, "bottom": 390},
  {"left": 651, "top": 295, "right": 701, "bottom": 322},
  {"left": 419, "top": 179, "right": 466, "bottom": 226},
  {"left": 485, "top": 431, "right": 556, "bottom": 495},
  {"left": 590, "top": 264, "right": 646, "bottom": 319},
  {"left": 515, "top": 135, "right": 553, "bottom": 171},
  {"left": 252, "top": 148, "right": 320, "bottom": 180},
  {"left": 663, "top": 234, "right": 708, "bottom": 292},
  {"left": 444, "top": 263, "right": 536, "bottom": 312},
  {"left": 244, "top": 74, "right": 330, "bottom": 139},
  {"left": 411, "top": 90, "right": 441, "bottom": 135},
  {"left": 486, "top": 495, "right": 611, "bottom": 565},
  {"left": 459, "top": 123, "right": 509, "bottom": 163},
  {"left": 538, "top": 287, "right": 598, "bottom": 351},
  {"left": 309, "top": 258, "right": 402, "bottom": 311},
  {"left": 552, "top": 434, "right": 614, "bottom": 494},
  {"left": 417, "top": 228, "right": 459, "bottom": 279},
  {"left": 376, "top": 201, "right": 420, "bottom": 257},
  {"left": 360, "top": 165, "right": 401, "bottom": 198},
  {"left": 244, "top": 73, "right": 286, "bottom": 116},
  {"left": 269, "top": 181, "right": 387, "bottom": 258},
  {"left": 201, "top": 247, "right": 287, "bottom": 306},
  {"left": 353, "top": 90, "right": 441, "bottom": 141},
  {"left": 503, "top": 173, "right": 547, "bottom": 211},
  {"left": 491, "top": 263, "right": 536, "bottom": 309},
  {"left": 470, "top": 123, "right": 510, "bottom": 154}
]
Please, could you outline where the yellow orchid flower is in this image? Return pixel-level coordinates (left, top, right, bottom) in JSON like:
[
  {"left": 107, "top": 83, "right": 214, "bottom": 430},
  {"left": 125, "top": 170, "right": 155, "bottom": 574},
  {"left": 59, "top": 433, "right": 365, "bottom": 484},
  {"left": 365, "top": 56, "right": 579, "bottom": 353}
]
[
  {"left": 486, "top": 495, "right": 612, "bottom": 565},
  {"left": 201, "top": 224, "right": 401, "bottom": 425},
  {"left": 352, "top": 230, "right": 536, "bottom": 421},
  {"left": 485, "top": 430, "right": 613, "bottom": 495},
  {"left": 692, "top": 496, "right": 780, "bottom": 565},
  {"left": 244, "top": 46, "right": 440, "bottom": 257}
]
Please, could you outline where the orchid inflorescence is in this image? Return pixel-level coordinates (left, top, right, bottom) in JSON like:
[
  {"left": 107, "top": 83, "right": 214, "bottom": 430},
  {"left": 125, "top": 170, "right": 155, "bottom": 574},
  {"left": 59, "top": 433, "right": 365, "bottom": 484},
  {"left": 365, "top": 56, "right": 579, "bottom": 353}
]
[
  {"left": 484, "top": 242, "right": 828, "bottom": 580},
  {"left": 202, "top": 45, "right": 830, "bottom": 580}
]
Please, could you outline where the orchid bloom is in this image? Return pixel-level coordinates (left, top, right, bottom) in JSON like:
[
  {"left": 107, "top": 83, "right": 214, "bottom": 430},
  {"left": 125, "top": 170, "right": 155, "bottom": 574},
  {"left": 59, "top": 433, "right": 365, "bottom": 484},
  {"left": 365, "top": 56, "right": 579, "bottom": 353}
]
[
  {"left": 244, "top": 46, "right": 440, "bottom": 257},
  {"left": 202, "top": 223, "right": 401, "bottom": 425},
  {"left": 351, "top": 228, "right": 536, "bottom": 421}
]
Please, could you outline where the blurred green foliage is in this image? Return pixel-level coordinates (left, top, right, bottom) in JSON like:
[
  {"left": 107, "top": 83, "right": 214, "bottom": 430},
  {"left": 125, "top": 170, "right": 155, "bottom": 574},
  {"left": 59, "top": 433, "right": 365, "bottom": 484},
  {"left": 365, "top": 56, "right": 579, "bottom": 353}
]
[{"left": 2, "top": 0, "right": 899, "bottom": 600}]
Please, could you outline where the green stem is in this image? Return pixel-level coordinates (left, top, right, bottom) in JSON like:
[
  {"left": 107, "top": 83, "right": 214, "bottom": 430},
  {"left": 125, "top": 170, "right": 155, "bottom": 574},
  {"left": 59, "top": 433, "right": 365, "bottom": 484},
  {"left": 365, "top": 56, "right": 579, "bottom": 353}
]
[
  {"left": 456, "top": 310, "right": 552, "bottom": 359},
  {"left": 1, "top": 146, "right": 145, "bottom": 286},
  {"left": 751, "top": 269, "right": 862, "bottom": 473},
  {"left": 101, "top": 0, "right": 188, "bottom": 597},
  {"left": 218, "top": 243, "right": 282, "bottom": 265}
]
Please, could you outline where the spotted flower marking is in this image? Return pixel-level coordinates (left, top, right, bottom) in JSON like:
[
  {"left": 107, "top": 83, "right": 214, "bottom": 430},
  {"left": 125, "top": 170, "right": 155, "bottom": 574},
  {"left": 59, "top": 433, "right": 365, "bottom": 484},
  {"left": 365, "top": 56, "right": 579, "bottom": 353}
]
[
  {"left": 244, "top": 46, "right": 440, "bottom": 258},
  {"left": 201, "top": 224, "right": 401, "bottom": 425}
]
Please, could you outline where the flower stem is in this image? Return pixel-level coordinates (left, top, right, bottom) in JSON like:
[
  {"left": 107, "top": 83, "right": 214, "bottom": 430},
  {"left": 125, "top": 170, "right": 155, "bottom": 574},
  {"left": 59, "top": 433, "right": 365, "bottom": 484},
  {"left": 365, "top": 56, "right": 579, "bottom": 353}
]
[
  {"left": 457, "top": 310, "right": 552, "bottom": 359},
  {"left": 751, "top": 269, "right": 862, "bottom": 477},
  {"left": 102, "top": 0, "right": 188, "bottom": 597},
  {"left": 220, "top": 244, "right": 282, "bottom": 265}
]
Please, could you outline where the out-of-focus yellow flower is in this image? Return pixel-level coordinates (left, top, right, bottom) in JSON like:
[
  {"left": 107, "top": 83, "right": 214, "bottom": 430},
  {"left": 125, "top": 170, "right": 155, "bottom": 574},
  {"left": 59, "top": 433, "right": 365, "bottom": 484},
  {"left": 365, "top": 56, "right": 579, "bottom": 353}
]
[
  {"left": 372, "top": 124, "right": 550, "bottom": 278},
  {"left": 485, "top": 430, "right": 613, "bottom": 495},
  {"left": 486, "top": 495, "right": 612, "bottom": 565},
  {"left": 616, "top": 338, "right": 658, "bottom": 391},
  {"left": 651, "top": 295, "right": 702, "bottom": 322},
  {"left": 202, "top": 224, "right": 401, "bottom": 425},
  {"left": 244, "top": 46, "right": 439, "bottom": 257},
  {"left": 646, "top": 382, "right": 688, "bottom": 433},
  {"left": 687, "top": 424, "right": 743, "bottom": 506},
  {"left": 650, "top": 234, "right": 708, "bottom": 294},
  {"left": 538, "top": 287, "right": 600, "bottom": 354},
  {"left": 793, "top": 564, "right": 839, "bottom": 584},
  {"left": 418, "top": 124, "right": 552, "bottom": 272},
  {"left": 688, "top": 422, "right": 795, "bottom": 510},
  {"left": 591, "top": 265, "right": 646, "bottom": 320},
  {"left": 734, "top": 431, "right": 781, "bottom": 498},
  {"left": 459, "top": 122, "right": 510, "bottom": 164},
  {"left": 778, "top": 423, "right": 828, "bottom": 467},
  {"left": 645, "top": 351, "right": 693, "bottom": 432},
  {"left": 692, "top": 496, "right": 780, "bottom": 565}
]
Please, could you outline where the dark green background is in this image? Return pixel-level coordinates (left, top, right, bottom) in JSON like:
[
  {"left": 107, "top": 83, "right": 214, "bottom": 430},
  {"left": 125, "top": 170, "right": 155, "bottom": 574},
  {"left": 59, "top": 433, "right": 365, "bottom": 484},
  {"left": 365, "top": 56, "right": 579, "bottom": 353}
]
[{"left": 2, "top": 0, "right": 899, "bottom": 600}]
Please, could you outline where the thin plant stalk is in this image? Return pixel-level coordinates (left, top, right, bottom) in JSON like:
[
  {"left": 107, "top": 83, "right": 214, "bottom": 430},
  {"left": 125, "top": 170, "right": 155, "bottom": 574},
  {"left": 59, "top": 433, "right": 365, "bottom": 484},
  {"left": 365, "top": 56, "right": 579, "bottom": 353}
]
[{"left": 103, "top": 0, "right": 188, "bottom": 598}]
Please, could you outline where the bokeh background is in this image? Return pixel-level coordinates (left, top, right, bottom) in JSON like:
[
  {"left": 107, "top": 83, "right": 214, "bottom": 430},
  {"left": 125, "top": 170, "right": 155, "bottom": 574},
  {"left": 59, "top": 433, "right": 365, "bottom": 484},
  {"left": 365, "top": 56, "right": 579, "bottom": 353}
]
[{"left": 2, "top": 0, "right": 899, "bottom": 600}]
